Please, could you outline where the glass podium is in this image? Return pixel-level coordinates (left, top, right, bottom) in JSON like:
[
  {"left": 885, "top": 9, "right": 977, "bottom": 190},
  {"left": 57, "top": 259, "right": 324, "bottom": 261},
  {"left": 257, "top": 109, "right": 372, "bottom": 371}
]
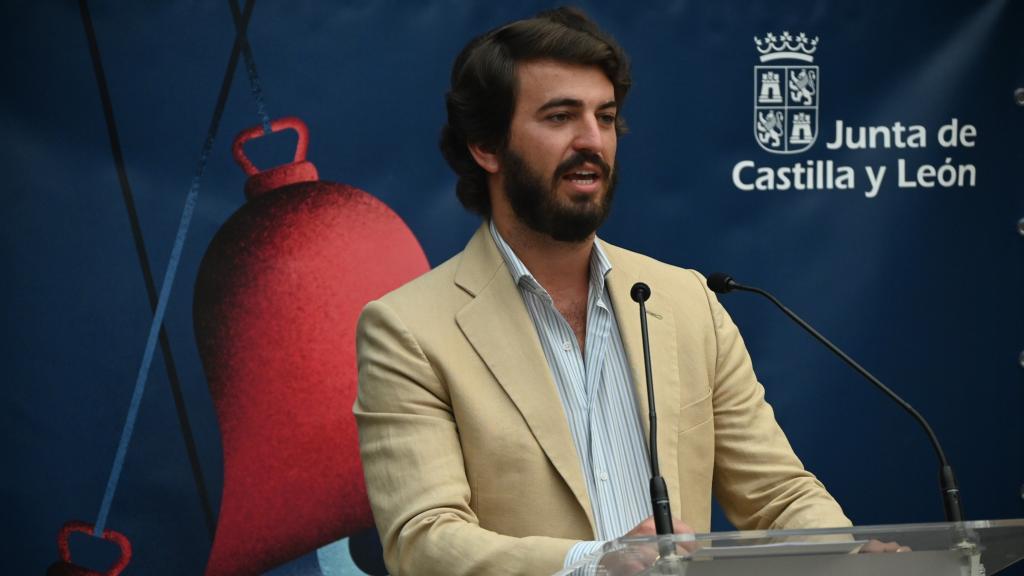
[{"left": 553, "top": 519, "right": 1024, "bottom": 576}]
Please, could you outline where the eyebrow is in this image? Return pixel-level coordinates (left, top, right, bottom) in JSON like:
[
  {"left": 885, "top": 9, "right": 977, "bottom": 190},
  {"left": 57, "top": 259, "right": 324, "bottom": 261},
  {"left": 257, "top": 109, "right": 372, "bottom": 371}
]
[{"left": 537, "top": 98, "right": 618, "bottom": 113}]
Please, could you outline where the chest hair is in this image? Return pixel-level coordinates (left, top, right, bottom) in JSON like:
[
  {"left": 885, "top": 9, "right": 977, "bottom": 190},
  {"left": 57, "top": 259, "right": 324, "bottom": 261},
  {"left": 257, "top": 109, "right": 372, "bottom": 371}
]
[{"left": 555, "top": 297, "right": 588, "bottom": 352}]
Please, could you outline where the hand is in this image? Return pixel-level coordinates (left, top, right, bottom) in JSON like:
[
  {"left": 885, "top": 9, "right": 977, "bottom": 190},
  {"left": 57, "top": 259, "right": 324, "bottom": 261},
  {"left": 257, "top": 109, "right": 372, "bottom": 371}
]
[
  {"left": 860, "top": 539, "right": 912, "bottom": 553},
  {"left": 622, "top": 515, "right": 694, "bottom": 538},
  {"left": 599, "top": 516, "right": 696, "bottom": 574},
  {"left": 624, "top": 515, "right": 698, "bottom": 554},
  {"left": 597, "top": 545, "right": 657, "bottom": 575}
]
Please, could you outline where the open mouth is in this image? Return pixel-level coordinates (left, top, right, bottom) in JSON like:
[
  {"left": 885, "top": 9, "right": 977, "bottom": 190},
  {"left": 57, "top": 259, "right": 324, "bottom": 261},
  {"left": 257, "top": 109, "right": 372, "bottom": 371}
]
[{"left": 563, "top": 170, "right": 600, "bottom": 185}]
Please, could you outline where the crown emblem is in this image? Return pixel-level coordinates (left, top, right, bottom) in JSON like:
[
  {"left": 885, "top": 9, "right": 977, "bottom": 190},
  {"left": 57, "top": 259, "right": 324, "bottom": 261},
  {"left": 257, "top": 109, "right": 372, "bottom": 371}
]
[{"left": 754, "top": 32, "right": 818, "bottom": 63}]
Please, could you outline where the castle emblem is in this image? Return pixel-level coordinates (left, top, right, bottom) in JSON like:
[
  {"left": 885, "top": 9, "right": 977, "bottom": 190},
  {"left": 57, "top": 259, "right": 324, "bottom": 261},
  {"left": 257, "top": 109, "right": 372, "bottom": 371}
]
[{"left": 754, "top": 32, "right": 819, "bottom": 154}]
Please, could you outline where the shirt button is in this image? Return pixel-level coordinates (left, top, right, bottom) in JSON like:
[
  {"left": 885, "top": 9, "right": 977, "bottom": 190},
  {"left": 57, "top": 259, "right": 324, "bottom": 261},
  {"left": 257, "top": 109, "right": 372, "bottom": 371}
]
[
  {"left": 562, "top": 340, "right": 572, "bottom": 351},
  {"left": 598, "top": 471, "right": 609, "bottom": 482}
]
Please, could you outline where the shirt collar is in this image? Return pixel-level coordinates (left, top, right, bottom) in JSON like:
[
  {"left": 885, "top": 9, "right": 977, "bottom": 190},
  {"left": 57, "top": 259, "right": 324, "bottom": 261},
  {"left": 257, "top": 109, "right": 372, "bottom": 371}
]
[{"left": 488, "top": 219, "right": 613, "bottom": 300}]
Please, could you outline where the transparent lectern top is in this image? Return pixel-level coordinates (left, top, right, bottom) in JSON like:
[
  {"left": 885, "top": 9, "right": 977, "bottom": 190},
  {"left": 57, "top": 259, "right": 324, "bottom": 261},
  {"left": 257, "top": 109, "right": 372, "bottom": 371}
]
[{"left": 553, "top": 518, "right": 1024, "bottom": 576}]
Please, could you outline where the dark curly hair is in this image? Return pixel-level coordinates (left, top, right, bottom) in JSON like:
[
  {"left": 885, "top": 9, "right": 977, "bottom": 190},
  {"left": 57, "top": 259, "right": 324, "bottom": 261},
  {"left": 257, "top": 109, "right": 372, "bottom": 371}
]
[{"left": 439, "top": 7, "right": 632, "bottom": 217}]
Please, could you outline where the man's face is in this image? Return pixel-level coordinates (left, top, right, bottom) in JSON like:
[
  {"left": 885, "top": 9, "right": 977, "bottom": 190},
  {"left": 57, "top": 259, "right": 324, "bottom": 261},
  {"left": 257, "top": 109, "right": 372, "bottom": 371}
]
[{"left": 499, "top": 60, "right": 618, "bottom": 242}]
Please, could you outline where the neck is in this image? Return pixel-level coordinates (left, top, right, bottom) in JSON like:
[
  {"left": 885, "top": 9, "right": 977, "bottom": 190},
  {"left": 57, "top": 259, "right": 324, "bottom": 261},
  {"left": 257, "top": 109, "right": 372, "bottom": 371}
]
[{"left": 492, "top": 211, "right": 593, "bottom": 298}]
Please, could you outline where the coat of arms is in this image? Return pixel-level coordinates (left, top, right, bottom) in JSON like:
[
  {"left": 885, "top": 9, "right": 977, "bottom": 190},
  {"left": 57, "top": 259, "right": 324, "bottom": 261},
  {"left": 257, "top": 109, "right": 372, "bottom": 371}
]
[{"left": 754, "top": 32, "right": 819, "bottom": 154}]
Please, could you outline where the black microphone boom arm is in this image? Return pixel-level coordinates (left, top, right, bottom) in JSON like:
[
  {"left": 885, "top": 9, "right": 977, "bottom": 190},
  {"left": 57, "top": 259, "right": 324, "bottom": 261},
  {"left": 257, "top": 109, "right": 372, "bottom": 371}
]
[{"left": 707, "top": 273, "right": 964, "bottom": 523}]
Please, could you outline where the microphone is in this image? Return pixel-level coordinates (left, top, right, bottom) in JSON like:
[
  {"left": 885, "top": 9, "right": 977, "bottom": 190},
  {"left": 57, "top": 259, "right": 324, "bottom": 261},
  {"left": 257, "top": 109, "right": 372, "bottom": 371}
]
[
  {"left": 707, "top": 272, "right": 965, "bottom": 523},
  {"left": 706, "top": 272, "right": 737, "bottom": 295},
  {"left": 630, "top": 282, "right": 675, "bottom": 540}
]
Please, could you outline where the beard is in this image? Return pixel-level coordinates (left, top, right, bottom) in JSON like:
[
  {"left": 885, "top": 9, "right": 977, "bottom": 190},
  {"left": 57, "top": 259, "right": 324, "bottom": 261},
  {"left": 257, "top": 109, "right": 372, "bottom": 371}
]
[{"left": 500, "top": 148, "right": 617, "bottom": 243}]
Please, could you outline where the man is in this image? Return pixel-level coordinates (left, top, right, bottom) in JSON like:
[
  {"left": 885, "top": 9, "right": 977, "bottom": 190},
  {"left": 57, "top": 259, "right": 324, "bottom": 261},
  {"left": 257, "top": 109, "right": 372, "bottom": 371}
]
[{"left": 354, "top": 8, "right": 851, "bottom": 575}]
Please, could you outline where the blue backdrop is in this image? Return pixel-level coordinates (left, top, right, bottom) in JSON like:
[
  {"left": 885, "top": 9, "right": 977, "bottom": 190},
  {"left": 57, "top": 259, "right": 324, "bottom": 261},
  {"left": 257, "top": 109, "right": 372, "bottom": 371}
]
[{"left": 4, "top": 0, "right": 1022, "bottom": 574}]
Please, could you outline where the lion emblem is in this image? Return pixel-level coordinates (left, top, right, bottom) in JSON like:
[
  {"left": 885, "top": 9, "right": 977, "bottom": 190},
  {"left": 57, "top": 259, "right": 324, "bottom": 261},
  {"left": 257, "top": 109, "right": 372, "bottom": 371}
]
[
  {"left": 756, "top": 110, "right": 785, "bottom": 148},
  {"left": 789, "top": 69, "right": 816, "bottom": 106}
]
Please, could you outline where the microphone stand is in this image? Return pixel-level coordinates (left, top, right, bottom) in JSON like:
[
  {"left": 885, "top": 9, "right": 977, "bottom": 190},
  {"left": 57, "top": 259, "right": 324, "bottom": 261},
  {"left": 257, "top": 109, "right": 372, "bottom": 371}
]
[
  {"left": 631, "top": 283, "right": 686, "bottom": 572},
  {"left": 707, "top": 273, "right": 964, "bottom": 523}
]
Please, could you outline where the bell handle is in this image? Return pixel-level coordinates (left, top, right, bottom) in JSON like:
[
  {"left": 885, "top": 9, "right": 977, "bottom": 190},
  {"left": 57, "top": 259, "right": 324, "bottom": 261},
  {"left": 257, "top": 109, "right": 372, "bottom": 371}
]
[
  {"left": 57, "top": 520, "right": 132, "bottom": 576},
  {"left": 232, "top": 116, "right": 310, "bottom": 176}
]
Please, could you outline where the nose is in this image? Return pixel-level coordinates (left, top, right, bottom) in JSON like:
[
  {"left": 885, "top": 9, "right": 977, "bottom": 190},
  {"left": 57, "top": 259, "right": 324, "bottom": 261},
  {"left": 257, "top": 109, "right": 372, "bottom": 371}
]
[{"left": 572, "top": 116, "right": 605, "bottom": 154}]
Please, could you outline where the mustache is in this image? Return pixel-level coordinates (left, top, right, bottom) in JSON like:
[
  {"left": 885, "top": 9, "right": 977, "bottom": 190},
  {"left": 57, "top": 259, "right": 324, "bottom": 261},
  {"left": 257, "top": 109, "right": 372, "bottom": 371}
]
[{"left": 553, "top": 151, "right": 612, "bottom": 181}]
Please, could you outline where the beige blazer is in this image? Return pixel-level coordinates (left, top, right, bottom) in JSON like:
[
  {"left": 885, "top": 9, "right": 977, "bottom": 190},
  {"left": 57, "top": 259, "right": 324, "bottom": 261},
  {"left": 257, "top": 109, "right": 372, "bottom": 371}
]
[{"left": 354, "top": 225, "right": 850, "bottom": 576}]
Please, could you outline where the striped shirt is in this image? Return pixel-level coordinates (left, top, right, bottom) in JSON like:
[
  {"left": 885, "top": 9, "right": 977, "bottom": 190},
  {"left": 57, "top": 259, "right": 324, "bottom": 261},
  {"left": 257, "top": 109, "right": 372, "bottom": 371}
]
[{"left": 488, "top": 221, "right": 651, "bottom": 566}]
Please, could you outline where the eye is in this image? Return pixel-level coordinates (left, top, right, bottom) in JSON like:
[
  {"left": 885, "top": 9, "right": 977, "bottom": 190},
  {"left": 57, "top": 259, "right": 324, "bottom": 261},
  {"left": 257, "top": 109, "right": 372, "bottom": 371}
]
[
  {"left": 598, "top": 112, "right": 617, "bottom": 126},
  {"left": 546, "top": 112, "right": 572, "bottom": 124}
]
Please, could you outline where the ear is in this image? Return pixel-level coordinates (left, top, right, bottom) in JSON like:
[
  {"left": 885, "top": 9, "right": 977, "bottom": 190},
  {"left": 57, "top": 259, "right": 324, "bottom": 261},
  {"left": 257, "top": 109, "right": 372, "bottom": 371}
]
[{"left": 467, "top": 142, "right": 500, "bottom": 174}]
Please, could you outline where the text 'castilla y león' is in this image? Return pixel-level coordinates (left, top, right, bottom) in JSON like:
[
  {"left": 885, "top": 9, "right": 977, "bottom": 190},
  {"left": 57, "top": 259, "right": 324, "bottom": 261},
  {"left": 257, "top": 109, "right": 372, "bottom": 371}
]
[{"left": 732, "top": 118, "right": 979, "bottom": 198}]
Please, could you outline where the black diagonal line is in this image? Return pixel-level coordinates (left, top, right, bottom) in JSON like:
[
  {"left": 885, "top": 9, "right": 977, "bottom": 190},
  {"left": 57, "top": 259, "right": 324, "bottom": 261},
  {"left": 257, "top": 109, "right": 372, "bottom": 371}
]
[
  {"left": 77, "top": 0, "right": 258, "bottom": 540},
  {"left": 229, "top": 0, "right": 271, "bottom": 130},
  {"left": 228, "top": 0, "right": 255, "bottom": 61},
  {"left": 77, "top": 0, "right": 216, "bottom": 539},
  {"left": 203, "top": 0, "right": 257, "bottom": 153}
]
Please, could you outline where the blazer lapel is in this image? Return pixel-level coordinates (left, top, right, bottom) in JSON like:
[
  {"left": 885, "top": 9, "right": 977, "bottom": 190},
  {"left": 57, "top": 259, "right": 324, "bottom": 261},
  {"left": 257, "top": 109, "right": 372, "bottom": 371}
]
[
  {"left": 453, "top": 225, "right": 596, "bottom": 533},
  {"left": 605, "top": 244, "right": 683, "bottom": 508}
]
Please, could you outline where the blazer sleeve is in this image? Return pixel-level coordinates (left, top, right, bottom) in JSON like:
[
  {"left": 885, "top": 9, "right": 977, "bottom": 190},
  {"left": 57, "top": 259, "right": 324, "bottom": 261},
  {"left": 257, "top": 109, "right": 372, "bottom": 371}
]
[
  {"left": 692, "top": 272, "right": 853, "bottom": 531},
  {"left": 354, "top": 299, "right": 577, "bottom": 576}
]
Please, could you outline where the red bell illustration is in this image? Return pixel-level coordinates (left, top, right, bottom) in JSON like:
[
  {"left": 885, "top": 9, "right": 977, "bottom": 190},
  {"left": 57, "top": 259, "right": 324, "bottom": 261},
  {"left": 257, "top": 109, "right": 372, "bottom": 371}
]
[
  {"left": 46, "top": 521, "right": 131, "bottom": 576},
  {"left": 194, "top": 117, "right": 429, "bottom": 575}
]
